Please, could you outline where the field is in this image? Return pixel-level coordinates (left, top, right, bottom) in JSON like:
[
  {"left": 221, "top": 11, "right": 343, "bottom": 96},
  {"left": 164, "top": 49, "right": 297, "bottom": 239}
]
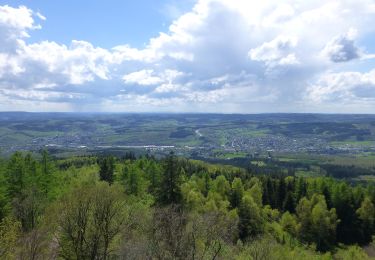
[{"left": 0, "top": 112, "right": 375, "bottom": 181}]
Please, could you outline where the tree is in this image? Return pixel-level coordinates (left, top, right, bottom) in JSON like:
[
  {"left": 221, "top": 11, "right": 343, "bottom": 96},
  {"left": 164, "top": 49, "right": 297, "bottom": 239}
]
[
  {"left": 41, "top": 150, "right": 51, "bottom": 175},
  {"left": 280, "top": 212, "right": 298, "bottom": 236},
  {"left": 54, "top": 183, "right": 125, "bottom": 259},
  {"left": 122, "top": 164, "right": 147, "bottom": 196},
  {"left": 238, "top": 236, "right": 277, "bottom": 260},
  {"left": 202, "top": 172, "right": 211, "bottom": 197},
  {"left": 39, "top": 150, "right": 54, "bottom": 193},
  {"left": 331, "top": 182, "right": 359, "bottom": 244},
  {"left": 230, "top": 178, "right": 244, "bottom": 208},
  {"left": 263, "top": 177, "right": 276, "bottom": 208},
  {"left": 238, "top": 195, "right": 264, "bottom": 240},
  {"left": 187, "top": 210, "right": 238, "bottom": 260},
  {"left": 150, "top": 205, "right": 189, "bottom": 259},
  {"left": 283, "top": 191, "right": 295, "bottom": 213},
  {"left": 296, "top": 195, "right": 338, "bottom": 251},
  {"left": 295, "top": 177, "right": 307, "bottom": 203},
  {"left": 277, "top": 178, "right": 287, "bottom": 210},
  {"left": 13, "top": 187, "right": 45, "bottom": 232},
  {"left": 356, "top": 197, "right": 375, "bottom": 243},
  {"left": 98, "top": 156, "right": 115, "bottom": 184},
  {"left": 6, "top": 152, "right": 25, "bottom": 198},
  {"left": 0, "top": 171, "right": 9, "bottom": 221},
  {"left": 158, "top": 152, "right": 182, "bottom": 205},
  {"left": 145, "top": 161, "right": 161, "bottom": 195},
  {"left": 0, "top": 217, "right": 21, "bottom": 259},
  {"left": 310, "top": 198, "right": 338, "bottom": 251},
  {"left": 212, "top": 175, "right": 230, "bottom": 199},
  {"left": 248, "top": 181, "right": 263, "bottom": 207},
  {"left": 17, "top": 228, "right": 49, "bottom": 260},
  {"left": 181, "top": 180, "right": 205, "bottom": 211}
]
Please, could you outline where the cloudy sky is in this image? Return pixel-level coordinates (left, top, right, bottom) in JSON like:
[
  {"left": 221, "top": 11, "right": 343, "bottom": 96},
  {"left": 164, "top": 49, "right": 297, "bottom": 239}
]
[{"left": 1, "top": 0, "right": 375, "bottom": 113}]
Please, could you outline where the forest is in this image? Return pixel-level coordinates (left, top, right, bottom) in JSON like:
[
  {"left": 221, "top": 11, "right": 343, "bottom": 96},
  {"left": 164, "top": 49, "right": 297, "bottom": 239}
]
[{"left": 0, "top": 151, "right": 374, "bottom": 259}]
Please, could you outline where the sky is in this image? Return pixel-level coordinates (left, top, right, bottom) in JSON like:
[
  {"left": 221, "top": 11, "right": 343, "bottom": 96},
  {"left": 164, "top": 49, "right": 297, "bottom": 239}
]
[{"left": 0, "top": 0, "right": 375, "bottom": 113}]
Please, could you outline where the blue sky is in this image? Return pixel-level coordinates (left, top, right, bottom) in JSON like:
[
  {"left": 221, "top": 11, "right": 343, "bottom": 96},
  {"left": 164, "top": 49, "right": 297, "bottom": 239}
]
[
  {"left": 0, "top": 0, "right": 375, "bottom": 113},
  {"left": 0, "top": 0, "right": 194, "bottom": 47}
]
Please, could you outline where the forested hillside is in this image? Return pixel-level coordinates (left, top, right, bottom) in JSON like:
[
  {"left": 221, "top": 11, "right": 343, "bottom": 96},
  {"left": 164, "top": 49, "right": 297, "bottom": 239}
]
[{"left": 0, "top": 151, "right": 374, "bottom": 259}]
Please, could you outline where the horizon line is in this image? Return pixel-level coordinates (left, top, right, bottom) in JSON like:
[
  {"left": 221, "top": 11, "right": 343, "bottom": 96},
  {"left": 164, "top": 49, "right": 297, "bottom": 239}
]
[{"left": 1, "top": 111, "right": 375, "bottom": 115}]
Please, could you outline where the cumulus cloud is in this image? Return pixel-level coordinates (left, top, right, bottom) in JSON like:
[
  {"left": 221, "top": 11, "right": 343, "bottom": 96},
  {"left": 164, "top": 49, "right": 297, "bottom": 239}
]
[
  {"left": 0, "top": 5, "right": 37, "bottom": 52},
  {"left": 249, "top": 36, "right": 298, "bottom": 64},
  {"left": 307, "top": 70, "right": 375, "bottom": 103},
  {"left": 123, "top": 70, "right": 163, "bottom": 86},
  {"left": 322, "top": 30, "right": 361, "bottom": 62},
  {"left": 122, "top": 69, "right": 184, "bottom": 86},
  {"left": 1, "top": 1, "right": 375, "bottom": 112},
  {"left": 0, "top": 6, "right": 113, "bottom": 86}
]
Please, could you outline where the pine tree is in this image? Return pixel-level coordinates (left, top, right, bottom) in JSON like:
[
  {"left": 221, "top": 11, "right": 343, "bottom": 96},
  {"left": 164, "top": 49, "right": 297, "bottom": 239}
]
[
  {"left": 295, "top": 177, "right": 307, "bottom": 203},
  {"left": 145, "top": 161, "right": 161, "bottom": 195},
  {"left": 356, "top": 197, "right": 375, "bottom": 243},
  {"left": 158, "top": 152, "right": 182, "bottom": 205},
  {"left": 277, "top": 178, "right": 286, "bottom": 210},
  {"left": 202, "top": 172, "right": 211, "bottom": 197},
  {"left": 230, "top": 178, "right": 244, "bottom": 208},
  {"left": 6, "top": 152, "right": 25, "bottom": 198},
  {"left": 283, "top": 191, "right": 295, "bottom": 213},
  {"left": 41, "top": 150, "right": 50, "bottom": 175},
  {"left": 238, "top": 195, "right": 264, "bottom": 240},
  {"left": 98, "top": 156, "right": 115, "bottom": 184}
]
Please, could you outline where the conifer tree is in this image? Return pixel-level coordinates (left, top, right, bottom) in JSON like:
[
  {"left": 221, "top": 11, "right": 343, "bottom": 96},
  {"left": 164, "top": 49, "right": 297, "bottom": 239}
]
[
  {"left": 98, "top": 156, "right": 115, "bottom": 184},
  {"left": 158, "top": 152, "right": 182, "bottom": 205}
]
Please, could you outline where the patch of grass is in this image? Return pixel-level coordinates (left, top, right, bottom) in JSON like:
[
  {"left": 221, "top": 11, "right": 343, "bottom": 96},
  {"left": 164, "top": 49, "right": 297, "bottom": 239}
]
[
  {"left": 216, "top": 152, "right": 248, "bottom": 159},
  {"left": 352, "top": 175, "right": 375, "bottom": 182},
  {"left": 330, "top": 140, "right": 375, "bottom": 147},
  {"left": 295, "top": 169, "right": 323, "bottom": 178},
  {"left": 250, "top": 160, "right": 266, "bottom": 167},
  {"left": 328, "top": 155, "right": 375, "bottom": 168}
]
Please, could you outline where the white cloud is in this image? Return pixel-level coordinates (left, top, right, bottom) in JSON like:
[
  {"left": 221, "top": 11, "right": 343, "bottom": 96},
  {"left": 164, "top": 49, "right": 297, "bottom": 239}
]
[
  {"left": 35, "top": 12, "right": 46, "bottom": 21},
  {"left": 306, "top": 70, "right": 375, "bottom": 103},
  {"left": 0, "top": 53, "right": 24, "bottom": 76},
  {"left": 0, "top": 88, "right": 85, "bottom": 101},
  {"left": 0, "top": 5, "right": 36, "bottom": 52},
  {"left": 20, "top": 40, "right": 113, "bottom": 85},
  {"left": 249, "top": 35, "right": 299, "bottom": 68},
  {"left": 123, "top": 70, "right": 163, "bottom": 86},
  {"left": 122, "top": 69, "right": 184, "bottom": 88},
  {"left": 1, "top": 1, "right": 375, "bottom": 112},
  {"left": 322, "top": 30, "right": 360, "bottom": 62}
]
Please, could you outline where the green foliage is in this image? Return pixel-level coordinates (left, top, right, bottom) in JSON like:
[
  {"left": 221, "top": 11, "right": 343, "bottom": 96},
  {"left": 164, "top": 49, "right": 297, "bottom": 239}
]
[
  {"left": 235, "top": 236, "right": 334, "bottom": 260},
  {"left": 157, "top": 152, "right": 182, "bottom": 205},
  {"left": 238, "top": 194, "right": 264, "bottom": 240},
  {"left": 144, "top": 159, "right": 162, "bottom": 195},
  {"left": 6, "top": 152, "right": 26, "bottom": 198},
  {"left": 212, "top": 175, "right": 231, "bottom": 198},
  {"left": 230, "top": 177, "right": 244, "bottom": 208},
  {"left": 181, "top": 179, "right": 205, "bottom": 211},
  {"left": 52, "top": 182, "right": 126, "bottom": 259},
  {"left": 281, "top": 211, "right": 298, "bottom": 236},
  {"left": 334, "top": 245, "right": 371, "bottom": 260},
  {"left": 0, "top": 170, "right": 9, "bottom": 220},
  {"left": 357, "top": 197, "right": 375, "bottom": 243},
  {"left": 13, "top": 187, "right": 46, "bottom": 232},
  {"left": 0, "top": 151, "right": 373, "bottom": 258},
  {"left": 247, "top": 179, "right": 263, "bottom": 207},
  {"left": 186, "top": 210, "right": 238, "bottom": 259},
  {"left": 296, "top": 194, "right": 338, "bottom": 251},
  {"left": 121, "top": 162, "right": 148, "bottom": 197},
  {"left": 98, "top": 156, "right": 115, "bottom": 184},
  {"left": 0, "top": 217, "right": 21, "bottom": 259}
]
